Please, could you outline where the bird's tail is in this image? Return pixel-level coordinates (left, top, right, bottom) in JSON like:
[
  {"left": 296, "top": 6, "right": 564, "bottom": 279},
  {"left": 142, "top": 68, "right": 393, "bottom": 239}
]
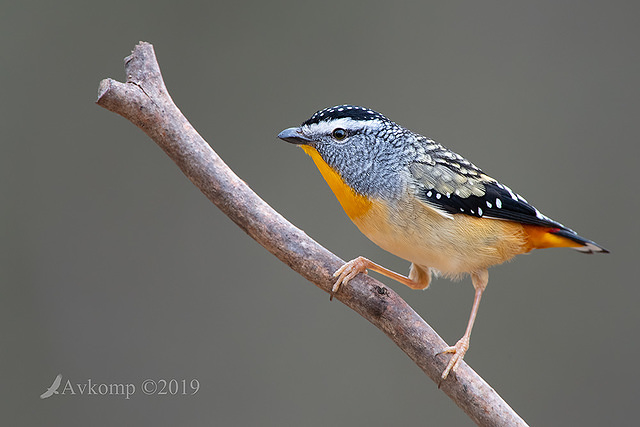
[{"left": 550, "top": 228, "right": 609, "bottom": 253}]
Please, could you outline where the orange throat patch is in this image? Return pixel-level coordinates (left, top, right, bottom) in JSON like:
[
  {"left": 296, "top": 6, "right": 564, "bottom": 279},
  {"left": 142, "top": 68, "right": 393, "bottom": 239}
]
[{"left": 301, "top": 146, "right": 373, "bottom": 220}]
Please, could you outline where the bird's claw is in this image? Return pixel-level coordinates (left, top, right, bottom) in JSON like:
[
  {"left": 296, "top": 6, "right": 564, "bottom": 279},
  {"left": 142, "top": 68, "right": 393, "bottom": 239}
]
[
  {"left": 330, "top": 256, "right": 369, "bottom": 300},
  {"left": 439, "top": 336, "right": 470, "bottom": 380}
]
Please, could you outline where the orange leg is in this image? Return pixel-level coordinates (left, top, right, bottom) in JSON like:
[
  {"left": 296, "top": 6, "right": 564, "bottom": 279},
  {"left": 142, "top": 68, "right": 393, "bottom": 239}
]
[
  {"left": 332, "top": 256, "right": 428, "bottom": 300},
  {"left": 440, "top": 270, "right": 488, "bottom": 379}
]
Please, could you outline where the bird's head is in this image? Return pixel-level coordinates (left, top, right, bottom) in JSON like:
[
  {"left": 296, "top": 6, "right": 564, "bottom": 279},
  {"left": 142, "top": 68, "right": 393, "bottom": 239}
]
[
  {"left": 278, "top": 104, "right": 394, "bottom": 156},
  {"left": 278, "top": 105, "right": 410, "bottom": 197}
]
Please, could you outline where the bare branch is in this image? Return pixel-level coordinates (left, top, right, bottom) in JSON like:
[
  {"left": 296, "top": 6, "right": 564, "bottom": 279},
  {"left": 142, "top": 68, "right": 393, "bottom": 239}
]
[{"left": 96, "top": 42, "right": 527, "bottom": 427}]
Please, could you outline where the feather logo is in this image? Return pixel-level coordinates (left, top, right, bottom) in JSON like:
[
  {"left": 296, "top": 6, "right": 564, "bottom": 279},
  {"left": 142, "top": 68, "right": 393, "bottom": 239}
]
[{"left": 40, "top": 374, "right": 62, "bottom": 399}]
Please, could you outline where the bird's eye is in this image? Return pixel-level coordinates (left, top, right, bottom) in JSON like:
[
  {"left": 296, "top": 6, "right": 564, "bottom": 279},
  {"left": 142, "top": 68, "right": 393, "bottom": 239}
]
[{"left": 332, "top": 128, "right": 347, "bottom": 141}]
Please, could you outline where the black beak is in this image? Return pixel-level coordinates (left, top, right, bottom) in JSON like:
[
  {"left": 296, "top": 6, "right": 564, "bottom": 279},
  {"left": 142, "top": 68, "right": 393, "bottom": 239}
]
[{"left": 277, "top": 127, "right": 310, "bottom": 145}]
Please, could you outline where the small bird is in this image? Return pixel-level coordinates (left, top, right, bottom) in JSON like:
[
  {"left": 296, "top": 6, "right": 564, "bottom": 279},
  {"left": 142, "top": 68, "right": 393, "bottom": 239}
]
[
  {"left": 278, "top": 105, "right": 608, "bottom": 380},
  {"left": 40, "top": 374, "right": 62, "bottom": 399}
]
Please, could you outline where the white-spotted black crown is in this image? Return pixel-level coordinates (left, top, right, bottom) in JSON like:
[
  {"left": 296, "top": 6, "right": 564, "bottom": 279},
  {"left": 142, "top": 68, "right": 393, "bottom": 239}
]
[{"left": 302, "top": 105, "right": 390, "bottom": 127}]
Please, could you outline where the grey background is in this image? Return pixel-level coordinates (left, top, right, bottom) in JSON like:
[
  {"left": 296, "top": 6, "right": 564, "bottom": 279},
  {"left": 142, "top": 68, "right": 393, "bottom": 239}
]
[{"left": 3, "top": 1, "right": 638, "bottom": 425}]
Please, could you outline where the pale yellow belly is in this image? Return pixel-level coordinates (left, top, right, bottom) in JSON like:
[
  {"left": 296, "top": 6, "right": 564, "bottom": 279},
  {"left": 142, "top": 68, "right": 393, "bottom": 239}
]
[{"left": 350, "top": 197, "right": 529, "bottom": 277}]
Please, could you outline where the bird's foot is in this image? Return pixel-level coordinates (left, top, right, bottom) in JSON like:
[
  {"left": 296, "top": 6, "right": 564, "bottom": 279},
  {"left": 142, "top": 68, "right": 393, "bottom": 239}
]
[
  {"left": 440, "top": 336, "right": 470, "bottom": 380},
  {"left": 331, "top": 256, "right": 370, "bottom": 300}
]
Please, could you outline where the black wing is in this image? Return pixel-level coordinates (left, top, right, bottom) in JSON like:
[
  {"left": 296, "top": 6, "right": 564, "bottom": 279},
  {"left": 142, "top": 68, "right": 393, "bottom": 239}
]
[{"left": 419, "top": 180, "right": 568, "bottom": 229}]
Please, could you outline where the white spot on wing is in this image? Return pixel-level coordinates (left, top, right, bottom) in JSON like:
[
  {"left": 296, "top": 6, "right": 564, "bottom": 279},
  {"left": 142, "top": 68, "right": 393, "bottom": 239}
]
[
  {"left": 534, "top": 207, "right": 548, "bottom": 220},
  {"left": 496, "top": 198, "right": 502, "bottom": 208},
  {"left": 504, "top": 184, "right": 518, "bottom": 201}
]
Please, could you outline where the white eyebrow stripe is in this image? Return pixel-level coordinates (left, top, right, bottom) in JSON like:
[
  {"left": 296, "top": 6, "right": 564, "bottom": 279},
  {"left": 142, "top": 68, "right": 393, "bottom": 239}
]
[{"left": 303, "top": 117, "right": 384, "bottom": 135}]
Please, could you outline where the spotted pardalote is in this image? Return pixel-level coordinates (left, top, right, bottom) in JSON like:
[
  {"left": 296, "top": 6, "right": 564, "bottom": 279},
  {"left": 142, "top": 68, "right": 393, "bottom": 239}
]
[{"left": 278, "top": 104, "right": 608, "bottom": 379}]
